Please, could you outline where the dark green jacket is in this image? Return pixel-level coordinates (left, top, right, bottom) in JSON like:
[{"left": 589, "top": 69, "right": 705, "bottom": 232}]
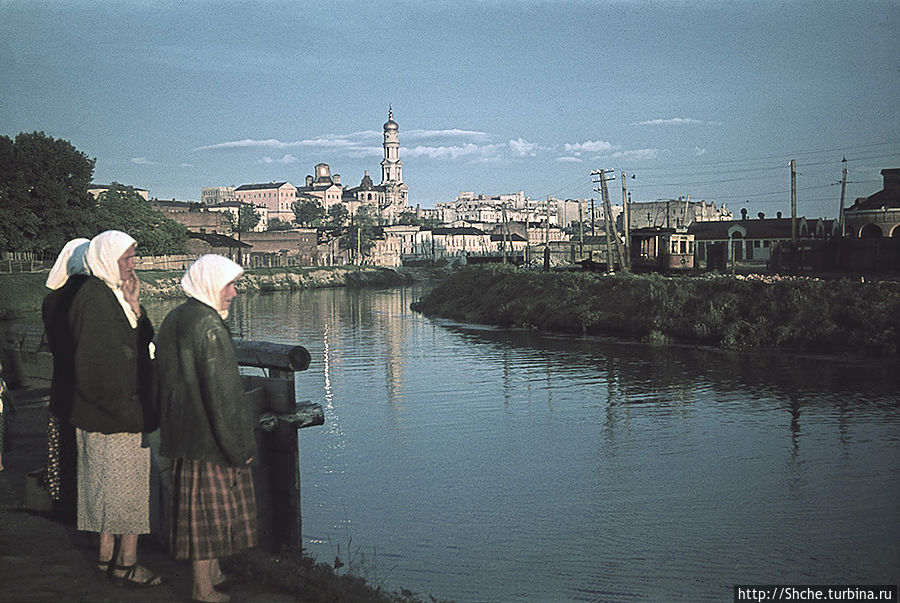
[
  {"left": 156, "top": 299, "right": 256, "bottom": 466},
  {"left": 68, "top": 276, "right": 155, "bottom": 434}
]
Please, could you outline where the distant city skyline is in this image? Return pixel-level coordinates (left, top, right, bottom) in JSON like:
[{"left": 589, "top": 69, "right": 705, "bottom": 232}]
[{"left": 2, "top": 0, "right": 898, "bottom": 219}]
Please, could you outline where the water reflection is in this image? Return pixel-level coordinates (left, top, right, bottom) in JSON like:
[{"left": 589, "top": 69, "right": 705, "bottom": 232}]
[{"left": 145, "top": 286, "right": 900, "bottom": 602}]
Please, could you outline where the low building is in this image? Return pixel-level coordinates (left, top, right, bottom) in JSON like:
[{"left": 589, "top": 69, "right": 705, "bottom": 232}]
[
  {"left": 186, "top": 231, "right": 249, "bottom": 263},
  {"left": 689, "top": 210, "right": 835, "bottom": 269},
  {"left": 843, "top": 168, "right": 900, "bottom": 238},
  {"left": 89, "top": 184, "right": 150, "bottom": 201},
  {"left": 240, "top": 229, "right": 319, "bottom": 267}
]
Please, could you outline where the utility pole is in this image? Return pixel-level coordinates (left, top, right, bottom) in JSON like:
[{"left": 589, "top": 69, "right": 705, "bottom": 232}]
[
  {"left": 621, "top": 172, "right": 630, "bottom": 269},
  {"left": 544, "top": 195, "right": 551, "bottom": 270},
  {"left": 501, "top": 203, "right": 509, "bottom": 264},
  {"left": 592, "top": 169, "right": 627, "bottom": 273},
  {"left": 838, "top": 157, "right": 848, "bottom": 238},
  {"left": 578, "top": 202, "right": 584, "bottom": 260},
  {"left": 590, "top": 197, "right": 596, "bottom": 236},
  {"left": 790, "top": 159, "right": 798, "bottom": 246}
]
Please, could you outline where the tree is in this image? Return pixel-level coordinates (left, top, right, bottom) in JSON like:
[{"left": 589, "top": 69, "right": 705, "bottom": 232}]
[
  {"left": 397, "top": 210, "right": 424, "bottom": 226},
  {"left": 343, "top": 205, "right": 379, "bottom": 258},
  {"left": 267, "top": 217, "right": 293, "bottom": 231},
  {"left": 326, "top": 203, "right": 350, "bottom": 227},
  {"left": 94, "top": 184, "right": 188, "bottom": 255},
  {"left": 0, "top": 131, "right": 97, "bottom": 254},
  {"left": 229, "top": 203, "right": 261, "bottom": 237},
  {"left": 293, "top": 199, "right": 325, "bottom": 226}
]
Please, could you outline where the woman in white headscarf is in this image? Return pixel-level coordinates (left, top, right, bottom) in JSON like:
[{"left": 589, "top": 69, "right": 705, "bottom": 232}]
[
  {"left": 68, "top": 230, "right": 161, "bottom": 587},
  {"left": 156, "top": 254, "right": 256, "bottom": 603},
  {"left": 41, "top": 238, "right": 91, "bottom": 521}
]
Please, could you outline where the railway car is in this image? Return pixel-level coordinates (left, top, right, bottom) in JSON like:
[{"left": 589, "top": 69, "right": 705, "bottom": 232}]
[{"left": 629, "top": 227, "right": 695, "bottom": 273}]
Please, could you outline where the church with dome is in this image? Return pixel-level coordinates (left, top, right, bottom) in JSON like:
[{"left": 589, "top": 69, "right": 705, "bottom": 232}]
[{"left": 294, "top": 106, "right": 410, "bottom": 224}]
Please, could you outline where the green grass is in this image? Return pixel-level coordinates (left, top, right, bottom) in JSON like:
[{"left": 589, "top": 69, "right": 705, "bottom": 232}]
[
  {"left": 411, "top": 265, "right": 900, "bottom": 356},
  {"left": 0, "top": 272, "right": 49, "bottom": 322}
]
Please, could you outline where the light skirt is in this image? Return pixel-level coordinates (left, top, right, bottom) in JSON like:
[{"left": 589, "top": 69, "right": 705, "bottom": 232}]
[{"left": 76, "top": 428, "right": 150, "bottom": 534}]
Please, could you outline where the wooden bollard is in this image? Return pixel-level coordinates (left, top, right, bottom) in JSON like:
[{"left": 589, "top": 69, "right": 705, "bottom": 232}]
[{"left": 235, "top": 340, "right": 323, "bottom": 552}]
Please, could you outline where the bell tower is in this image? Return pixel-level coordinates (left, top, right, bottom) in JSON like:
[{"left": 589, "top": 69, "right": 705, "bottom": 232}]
[{"left": 380, "top": 105, "right": 402, "bottom": 185}]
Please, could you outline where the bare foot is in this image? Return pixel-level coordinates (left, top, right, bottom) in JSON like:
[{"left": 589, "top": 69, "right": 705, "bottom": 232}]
[{"left": 111, "top": 564, "right": 163, "bottom": 586}]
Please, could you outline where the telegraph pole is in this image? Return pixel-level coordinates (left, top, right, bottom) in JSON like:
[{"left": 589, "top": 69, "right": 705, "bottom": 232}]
[
  {"left": 544, "top": 196, "right": 551, "bottom": 270},
  {"left": 790, "top": 159, "right": 798, "bottom": 246},
  {"left": 838, "top": 157, "right": 848, "bottom": 237},
  {"left": 621, "top": 172, "right": 630, "bottom": 269},
  {"left": 592, "top": 169, "right": 627, "bottom": 273}
]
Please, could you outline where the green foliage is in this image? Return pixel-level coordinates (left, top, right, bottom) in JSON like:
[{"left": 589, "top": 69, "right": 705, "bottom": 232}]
[
  {"left": 327, "top": 203, "right": 350, "bottom": 227},
  {"left": 0, "top": 131, "right": 97, "bottom": 254},
  {"left": 397, "top": 210, "right": 424, "bottom": 226},
  {"left": 95, "top": 183, "right": 188, "bottom": 255},
  {"left": 267, "top": 217, "right": 293, "bottom": 231},
  {"left": 293, "top": 199, "right": 325, "bottom": 226},
  {"left": 412, "top": 267, "right": 900, "bottom": 357},
  {"left": 228, "top": 203, "right": 261, "bottom": 236},
  {"left": 342, "top": 205, "right": 380, "bottom": 253}
]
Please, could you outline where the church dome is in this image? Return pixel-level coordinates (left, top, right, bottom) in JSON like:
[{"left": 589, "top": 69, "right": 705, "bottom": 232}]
[{"left": 383, "top": 106, "right": 398, "bottom": 131}]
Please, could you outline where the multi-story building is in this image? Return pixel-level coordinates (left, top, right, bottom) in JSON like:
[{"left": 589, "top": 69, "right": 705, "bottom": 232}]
[{"left": 201, "top": 186, "right": 236, "bottom": 206}]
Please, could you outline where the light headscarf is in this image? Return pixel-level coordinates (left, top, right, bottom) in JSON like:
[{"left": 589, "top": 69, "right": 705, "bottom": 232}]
[
  {"left": 181, "top": 254, "right": 244, "bottom": 319},
  {"left": 45, "top": 238, "right": 90, "bottom": 290},
  {"left": 86, "top": 230, "right": 139, "bottom": 327}
]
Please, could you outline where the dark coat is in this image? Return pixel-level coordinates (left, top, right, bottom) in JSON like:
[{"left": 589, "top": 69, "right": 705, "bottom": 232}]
[
  {"left": 42, "top": 274, "right": 89, "bottom": 423},
  {"left": 156, "top": 299, "right": 256, "bottom": 466},
  {"left": 67, "top": 276, "right": 155, "bottom": 434}
]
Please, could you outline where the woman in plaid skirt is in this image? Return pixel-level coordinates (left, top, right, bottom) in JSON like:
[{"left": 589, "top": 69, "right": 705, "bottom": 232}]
[{"left": 156, "top": 255, "right": 257, "bottom": 603}]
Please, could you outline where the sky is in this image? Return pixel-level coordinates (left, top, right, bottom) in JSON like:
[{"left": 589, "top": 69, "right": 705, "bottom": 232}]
[{"left": 2, "top": 0, "right": 898, "bottom": 219}]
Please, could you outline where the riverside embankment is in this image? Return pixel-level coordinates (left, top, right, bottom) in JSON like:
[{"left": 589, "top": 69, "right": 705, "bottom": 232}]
[
  {"left": 0, "top": 264, "right": 446, "bottom": 602},
  {"left": 410, "top": 265, "right": 900, "bottom": 357},
  {"left": 0, "top": 265, "right": 428, "bottom": 322}
]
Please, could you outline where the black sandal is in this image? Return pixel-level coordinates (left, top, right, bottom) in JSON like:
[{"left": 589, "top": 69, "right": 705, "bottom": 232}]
[
  {"left": 110, "top": 563, "right": 163, "bottom": 587},
  {"left": 95, "top": 559, "right": 113, "bottom": 578}
]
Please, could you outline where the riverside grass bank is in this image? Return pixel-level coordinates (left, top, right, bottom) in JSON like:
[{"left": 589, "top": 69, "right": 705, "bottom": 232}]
[{"left": 3, "top": 263, "right": 900, "bottom": 357}]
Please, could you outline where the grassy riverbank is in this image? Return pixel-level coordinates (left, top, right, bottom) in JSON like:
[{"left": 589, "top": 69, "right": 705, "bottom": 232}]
[
  {"left": 411, "top": 265, "right": 900, "bottom": 357},
  {"left": 0, "top": 265, "right": 417, "bottom": 322}
]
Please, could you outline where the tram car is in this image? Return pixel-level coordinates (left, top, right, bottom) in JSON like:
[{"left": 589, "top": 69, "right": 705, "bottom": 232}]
[{"left": 629, "top": 227, "right": 695, "bottom": 272}]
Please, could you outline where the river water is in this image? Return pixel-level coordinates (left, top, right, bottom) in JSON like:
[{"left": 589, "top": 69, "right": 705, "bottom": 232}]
[{"left": 152, "top": 283, "right": 900, "bottom": 602}]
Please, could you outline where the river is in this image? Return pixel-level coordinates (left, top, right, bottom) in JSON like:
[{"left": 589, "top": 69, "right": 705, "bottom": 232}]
[{"left": 151, "top": 283, "right": 900, "bottom": 602}]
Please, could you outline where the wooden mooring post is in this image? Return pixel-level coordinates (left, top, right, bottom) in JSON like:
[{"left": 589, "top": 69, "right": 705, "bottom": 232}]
[
  {"left": 2, "top": 324, "right": 324, "bottom": 553},
  {"left": 235, "top": 340, "right": 324, "bottom": 552}
]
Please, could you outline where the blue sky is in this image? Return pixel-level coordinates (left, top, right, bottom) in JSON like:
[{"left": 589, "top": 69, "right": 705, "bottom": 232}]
[{"left": 2, "top": 0, "right": 898, "bottom": 218}]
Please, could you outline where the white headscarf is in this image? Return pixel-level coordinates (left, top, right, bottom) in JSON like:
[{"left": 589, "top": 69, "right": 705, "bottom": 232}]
[
  {"left": 86, "top": 230, "right": 139, "bottom": 327},
  {"left": 45, "top": 238, "right": 90, "bottom": 290},
  {"left": 181, "top": 254, "right": 244, "bottom": 319}
]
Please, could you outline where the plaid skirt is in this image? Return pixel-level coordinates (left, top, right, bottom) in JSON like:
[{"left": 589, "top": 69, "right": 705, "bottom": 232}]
[{"left": 171, "top": 458, "right": 258, "bottom": 560}]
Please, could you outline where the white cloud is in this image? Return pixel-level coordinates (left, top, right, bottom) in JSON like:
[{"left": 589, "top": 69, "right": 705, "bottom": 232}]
[
  {"left": 405, "top": 128, "right": 490, "bottom": 140},
  {"left": 564, "top": 140, "right": 614, "bottom": 153},
  {"left": 508, "top": 138, "right": 539, "bottom": 157},
  {"left": 556, "top": 156, "right": 583, "bottom": 163},
  {"left": 631, "top": 118, "right": 719, "bottom": 126},
  {"left": 259, "top": 154, "right": 299, "bottom": 164},
  {"left": 403, "top": 143, "right": 505, "bottom": 160},
  {"left": 600, "top": 148, "right": 660, "bottom": 161},
  {"left": 130, "top": 157, "right": 157, "bottom": 165}
]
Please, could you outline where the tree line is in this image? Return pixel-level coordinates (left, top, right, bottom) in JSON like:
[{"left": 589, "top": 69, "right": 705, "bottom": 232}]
[
  {"left": 0, "top": 131, "right": 433, "bottom": 259},
  {"left": 0, "top": 131, "right": 188, "bottom": 256}
]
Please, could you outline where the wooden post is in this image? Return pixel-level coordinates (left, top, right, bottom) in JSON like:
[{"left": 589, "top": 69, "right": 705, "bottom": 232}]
[{"left": 235, "top": 340, "right": 322, "bottom": 553}]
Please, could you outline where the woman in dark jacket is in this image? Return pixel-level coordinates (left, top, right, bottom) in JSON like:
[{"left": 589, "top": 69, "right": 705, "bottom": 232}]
[
  {"left": 41, "top": 237, "right": 91, "bottom": 522},
  {"left": 69, "top": 230, "right": 160, "bottom": 586},
  {"left": 156, "top": 254, "right": 256, "bottom": 603}
]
